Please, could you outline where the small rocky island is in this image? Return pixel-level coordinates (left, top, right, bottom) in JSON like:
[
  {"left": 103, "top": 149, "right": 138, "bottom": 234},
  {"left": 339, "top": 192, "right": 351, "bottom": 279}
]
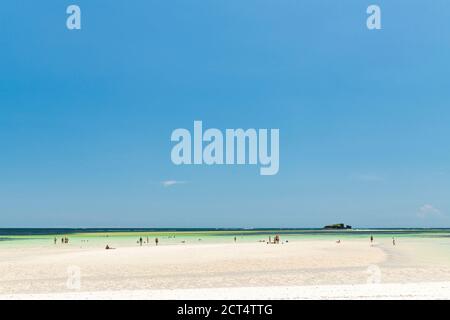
[{"left": 323, "top": 223, "right": 352, "bottom": 230}]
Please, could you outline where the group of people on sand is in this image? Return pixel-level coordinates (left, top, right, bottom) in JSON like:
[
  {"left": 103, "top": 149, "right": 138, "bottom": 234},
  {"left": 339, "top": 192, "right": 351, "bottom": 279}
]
[
  {"left": 267, "top": 235, "right": 281, "bottom": 244},
  {"left": 53, "top": 233, "right": 397, "bottom": 250},
  {"left": 105, "top": 236, "right": 160, "bottom": 250},
  {"left": 370, "top": 235, "right": 396, "bottom": 246},
  {"left": 54, "top": 237, "right": 69, "bottom": 244},
  {"left": 138, "top": 237, "right": 159, "bottom": 246},
  {"left": 334, "top": 235, "right": 396, "bottom": 246}
]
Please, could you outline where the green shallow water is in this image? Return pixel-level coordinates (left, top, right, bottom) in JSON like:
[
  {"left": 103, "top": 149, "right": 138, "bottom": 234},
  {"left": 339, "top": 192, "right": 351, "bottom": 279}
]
[{"left": 1, "top": 229, "right": 449, "bottom": 249}]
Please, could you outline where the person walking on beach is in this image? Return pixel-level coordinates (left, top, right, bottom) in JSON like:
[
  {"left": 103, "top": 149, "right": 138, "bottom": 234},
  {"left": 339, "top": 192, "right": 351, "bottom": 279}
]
[
  {"left": 370, "top": 235, "right": 373, "bottom": 245},
  {"left": 139, "top": 237, "right": 143, "bottom": 246},
  {"left": 234, "top": 236, "right": 237, "bottom": 243},
  {"left": 155, "top": 237, "right": 159, "bottom": 246},
  {"left": 54, "top": 237, "right": 57, "bottom": 245},
  {"left": 392, "top": 237, "right": 396, "bottom": 246}
]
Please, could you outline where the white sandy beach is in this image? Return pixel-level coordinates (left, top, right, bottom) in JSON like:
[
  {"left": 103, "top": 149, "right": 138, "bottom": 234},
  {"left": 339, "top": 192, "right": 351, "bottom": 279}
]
[
  {"left": 3, "top": 283, "right": 450, "bottom": 300},
  {"left": 1, "top": 238, "right": 450, "bottom": 299}
]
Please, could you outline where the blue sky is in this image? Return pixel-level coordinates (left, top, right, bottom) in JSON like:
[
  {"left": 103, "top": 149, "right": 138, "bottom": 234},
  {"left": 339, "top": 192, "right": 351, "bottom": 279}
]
[{"left": 1, "top": 1, "right": 450, "bottom": 227}]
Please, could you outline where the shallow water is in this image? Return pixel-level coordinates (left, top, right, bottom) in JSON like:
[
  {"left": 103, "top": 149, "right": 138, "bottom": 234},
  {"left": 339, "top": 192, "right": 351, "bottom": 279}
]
[{"left": 0, "top": 228, "right": 449, "bottom": 249}]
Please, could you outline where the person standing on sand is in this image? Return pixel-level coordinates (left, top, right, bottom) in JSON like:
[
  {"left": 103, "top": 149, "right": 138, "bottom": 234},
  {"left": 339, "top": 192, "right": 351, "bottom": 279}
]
[
  {"left": 54, "top": 237, "right": 57, "bottom": 245},
  {"left": 234, "top": 236, "right": 237, "bottom": 243},
  {"left": 274, "top": 235, "right": 280, "bottom": 244},
  {"left": 392, "top": 237, "right": 396, "bottom": 246},
  {"left": 370, "top": 235, "right": 373, "bottom": 245},
  {"left": 139, "top": 237, "right": 143, "bottom": 246},
  {"left": 155, "top": 237, "right": 159, "bottom": 246}
]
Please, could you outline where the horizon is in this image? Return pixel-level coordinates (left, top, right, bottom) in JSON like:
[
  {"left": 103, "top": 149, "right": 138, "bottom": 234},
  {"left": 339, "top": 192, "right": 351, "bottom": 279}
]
[
  {"left": 2, "top": 226, "right": 450, "bottom": 238},
  {"left": 1, "top": 226, "right": 450, "bottom": 230}
]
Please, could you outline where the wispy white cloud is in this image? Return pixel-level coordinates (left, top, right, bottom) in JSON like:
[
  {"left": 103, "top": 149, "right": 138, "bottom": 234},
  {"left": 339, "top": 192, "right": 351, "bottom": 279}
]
[
  {"left": 418, "top": 204, "right": 442, "bottom": 218},
  {"left": 161, "top": 180, "right": 187, "bottom": 188}
]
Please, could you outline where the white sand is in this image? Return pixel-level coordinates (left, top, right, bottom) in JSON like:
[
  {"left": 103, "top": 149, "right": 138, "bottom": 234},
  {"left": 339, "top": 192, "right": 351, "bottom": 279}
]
[
  {"left": 1, "top": 238, "right": 450, "bottom": 299},
  {"left": 2, "top": 282, "right": 450, "bottom": 300}
]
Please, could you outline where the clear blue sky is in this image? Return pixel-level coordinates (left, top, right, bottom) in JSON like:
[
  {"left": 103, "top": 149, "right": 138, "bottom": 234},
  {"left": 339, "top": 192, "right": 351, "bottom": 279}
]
[{"left": 1, "top": 1, "right": 450, "bottom": 228}]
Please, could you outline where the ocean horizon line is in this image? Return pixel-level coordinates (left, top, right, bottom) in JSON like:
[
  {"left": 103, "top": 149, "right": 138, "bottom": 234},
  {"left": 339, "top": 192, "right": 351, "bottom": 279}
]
[{"left": 1, "top": 227, "right": 450, "bottom": 237}]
